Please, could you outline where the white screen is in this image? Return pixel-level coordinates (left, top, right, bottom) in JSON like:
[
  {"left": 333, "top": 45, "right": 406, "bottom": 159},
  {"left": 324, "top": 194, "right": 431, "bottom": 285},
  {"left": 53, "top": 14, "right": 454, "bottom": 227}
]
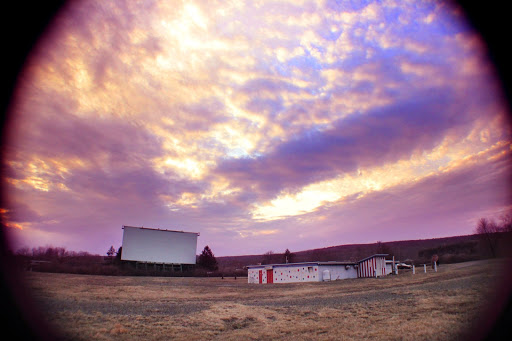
[{"left": 121, "top": 226, "right": 198, "bottom": 264}]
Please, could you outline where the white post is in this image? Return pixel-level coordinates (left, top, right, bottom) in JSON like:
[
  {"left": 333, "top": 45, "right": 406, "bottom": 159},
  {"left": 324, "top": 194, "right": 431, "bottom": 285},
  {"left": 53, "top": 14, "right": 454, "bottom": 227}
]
[
  {"left": 392, "top": 256, "right": 395, "bottom": 275},
  {"left": 412, "top": 265, "right": 415, "bottom": 274},
  {"left": 434, "top": 261, "right": 437, "bottom": 272},
  {"left": 424, "top": 264, "right": 426, "bottom": 273}
]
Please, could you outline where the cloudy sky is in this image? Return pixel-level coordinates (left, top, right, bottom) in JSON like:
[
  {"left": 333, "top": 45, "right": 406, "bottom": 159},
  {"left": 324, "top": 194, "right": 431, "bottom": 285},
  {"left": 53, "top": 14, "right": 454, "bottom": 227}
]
[{"left": 2, "top": 0, "right": 511, "bottom": 256}]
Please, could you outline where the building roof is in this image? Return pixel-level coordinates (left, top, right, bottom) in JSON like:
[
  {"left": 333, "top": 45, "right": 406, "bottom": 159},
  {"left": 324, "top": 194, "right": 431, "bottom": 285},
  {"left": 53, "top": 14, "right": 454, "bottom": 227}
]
[
  {"left": 357, "top": 254, "right": 389, "bottom": 263},
  {"left": 122, "top": 225, "right": 200, "bottom": 236},
  {"left": 246, "top": 261, "right": 356, "bottom": 269},
  {"left": 247, "top": 254, "right": 389, "bottom": 269}
]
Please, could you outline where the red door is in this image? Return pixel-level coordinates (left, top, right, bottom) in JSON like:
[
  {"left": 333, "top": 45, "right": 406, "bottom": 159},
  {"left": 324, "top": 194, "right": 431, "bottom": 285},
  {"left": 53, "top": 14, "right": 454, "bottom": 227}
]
[
  {"left": 267, "top": 269, "right": 273, "bottom": 284},
  {"left": 259, "top": 270, "right": 262, "bottom": 284}
]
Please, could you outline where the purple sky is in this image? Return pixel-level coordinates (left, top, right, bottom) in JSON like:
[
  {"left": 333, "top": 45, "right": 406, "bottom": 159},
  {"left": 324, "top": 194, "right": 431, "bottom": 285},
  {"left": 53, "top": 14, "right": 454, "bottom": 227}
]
[{"left": 2, "top": 0, "right": 511, "bottom": 257}]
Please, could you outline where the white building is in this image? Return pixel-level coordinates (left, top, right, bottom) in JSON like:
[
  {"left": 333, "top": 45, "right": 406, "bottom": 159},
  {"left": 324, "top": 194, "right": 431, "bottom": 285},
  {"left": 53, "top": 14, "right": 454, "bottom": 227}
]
[
  {"left": 385, "top": 259, "right": 401, "bottom": 275},
  {"left": 121, "top": 226, "right": 199, "bottom": 265},
  {"left": 247, "top": 261, "right": 357, "bottom": 284},
  {"left": 247, "top": 254, "right": 388, "bottom": 284}
]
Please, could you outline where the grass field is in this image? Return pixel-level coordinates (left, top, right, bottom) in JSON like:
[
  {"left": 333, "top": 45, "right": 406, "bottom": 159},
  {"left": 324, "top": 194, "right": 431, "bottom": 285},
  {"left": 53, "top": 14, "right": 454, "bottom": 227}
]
[{"left": 22, "top": 259, "right": 510, "bottom": 340}]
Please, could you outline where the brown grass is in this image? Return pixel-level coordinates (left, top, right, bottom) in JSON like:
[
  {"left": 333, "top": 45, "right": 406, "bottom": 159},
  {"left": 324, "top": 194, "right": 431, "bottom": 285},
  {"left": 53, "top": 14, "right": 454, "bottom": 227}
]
[{"left": 22, "top": 258, "right": 510, "bottom": 340}]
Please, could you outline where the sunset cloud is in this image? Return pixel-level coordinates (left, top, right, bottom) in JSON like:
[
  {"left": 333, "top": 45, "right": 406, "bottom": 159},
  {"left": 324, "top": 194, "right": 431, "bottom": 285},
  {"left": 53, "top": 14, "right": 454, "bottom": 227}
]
[{"left": 3, "top": 0, "right": 510, "bottom": 256}]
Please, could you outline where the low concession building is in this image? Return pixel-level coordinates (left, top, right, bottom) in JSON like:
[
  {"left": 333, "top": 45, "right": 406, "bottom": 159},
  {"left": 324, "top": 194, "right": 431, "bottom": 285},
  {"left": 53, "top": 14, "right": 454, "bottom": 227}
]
[{"left": 247, "top": 254, "right": 388, "bottom": 284}]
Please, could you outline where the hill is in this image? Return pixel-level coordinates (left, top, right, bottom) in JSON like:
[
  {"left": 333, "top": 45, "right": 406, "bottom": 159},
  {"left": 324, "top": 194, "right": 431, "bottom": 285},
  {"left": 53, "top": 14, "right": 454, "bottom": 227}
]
[
  {"left": 216, "top": 233, "right": 512, "bottom": 274},
  {"left": 13, "top": 233, "right": 511, "bottom": 277}
]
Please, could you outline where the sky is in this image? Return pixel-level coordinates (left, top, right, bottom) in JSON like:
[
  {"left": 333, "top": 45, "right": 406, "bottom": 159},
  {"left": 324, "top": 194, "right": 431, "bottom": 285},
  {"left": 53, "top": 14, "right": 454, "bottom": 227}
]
[{"left": 2, "top": 0, "right": 511, "bottom": 257}]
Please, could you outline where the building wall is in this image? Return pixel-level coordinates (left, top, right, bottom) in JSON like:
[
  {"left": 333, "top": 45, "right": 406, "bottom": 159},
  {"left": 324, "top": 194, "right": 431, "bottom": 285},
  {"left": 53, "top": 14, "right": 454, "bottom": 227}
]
[
  {"left": 320, "top": 264, "right": 358, "bottom": 280},
  {"left": 248, "top": 268, "right": 261, "bottom": 284},
  {"left": 248, "top": 263, "right": 358, "bottom": 284},
  {"left": 248, "top": 256, "right": 389, "bottom": 284},
  {"left": 248, "top": 264, "right": 321, "bottom": 284},
  {"left": 357, "top": 256, "right": 387, "bottom": 278},
  {"left": 273, "top": 264, "right": 320, "bottom": 283},
  {"left": 385, "top": 262, "right": 393, "bottom": 275}
]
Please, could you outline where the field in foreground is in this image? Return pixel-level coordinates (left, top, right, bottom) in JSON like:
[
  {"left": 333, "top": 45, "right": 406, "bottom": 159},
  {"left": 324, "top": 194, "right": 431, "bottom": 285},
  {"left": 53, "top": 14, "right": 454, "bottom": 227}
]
[{"left": 23, "top": 259, "right": 509, "bottom": 340}]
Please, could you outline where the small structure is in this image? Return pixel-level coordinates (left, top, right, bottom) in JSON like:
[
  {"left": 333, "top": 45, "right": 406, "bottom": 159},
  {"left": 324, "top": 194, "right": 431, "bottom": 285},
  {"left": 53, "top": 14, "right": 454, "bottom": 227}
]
[
  {"left": 247, "top": 254, "right": 389, "bottom": 284},
  {"left": 357, "top": 254, "right": 387, "bottom": 278},
  {"left": 386, "top": 260, "right": 396, "bottom": 275}
]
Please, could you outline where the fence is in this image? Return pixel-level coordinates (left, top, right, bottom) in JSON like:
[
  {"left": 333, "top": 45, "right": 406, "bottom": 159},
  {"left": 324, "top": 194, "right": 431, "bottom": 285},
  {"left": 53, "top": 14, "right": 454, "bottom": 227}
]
[{"left": 411, "top": 261, "right": 437, "bottom": 274}]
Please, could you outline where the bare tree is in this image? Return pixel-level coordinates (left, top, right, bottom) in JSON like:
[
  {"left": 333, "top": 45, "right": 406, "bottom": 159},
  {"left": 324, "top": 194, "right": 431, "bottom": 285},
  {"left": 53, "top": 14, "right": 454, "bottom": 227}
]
[
  {"left": 376, "top": 241, "right": 392, "bottom": 255},
  {"left": 15, "top": 247, "right": 31, "bottom": 257},
  {"left": 355, "top": 246, "right": 365, "bottom": 260},
  {"left": 283, "top": 249, "right": 294, "bottom": 263},
  {"left": 56, "top": 247, "right": 67, "bottom": 258},
  {"left": 476, "top": 218, "right": 500, "bottom": 258},
  {"left": 107, "top": 245, "right": 116, "bottom": 257},
  {"left": 261, "top": 251, "right": 274, "bottom": 265},
  {"left": 499, "top": 214, "right": 512, "bottom": 232}
]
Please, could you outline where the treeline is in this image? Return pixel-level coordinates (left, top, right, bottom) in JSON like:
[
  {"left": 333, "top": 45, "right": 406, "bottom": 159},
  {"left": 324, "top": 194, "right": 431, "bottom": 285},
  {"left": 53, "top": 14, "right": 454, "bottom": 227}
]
[
  {"left": 12, "top": 244, "right": 245, "bottom": 277},
  {"left": 16, "top": 246, "right": 97, "bottom": 259},
  {"left": 474, "top": 215, "right": 512, "bottom": 258},
  {"left": 418, "top": 241, "right": 478, "bottom": 258},
  {"left": 13, "top": 245, "right": 120, "bottom": 276},
  {"left": 12, "top": 214, "right": 512, "bottom": 276},
  {"left": 417, "top": 214, "right": 512, "bottom": 264},
  {"left": 248, "top": 216, "right": 512, "bottom": 268},
  {"left": 417, "top": 241, "right": 479, "bottom": 264}
]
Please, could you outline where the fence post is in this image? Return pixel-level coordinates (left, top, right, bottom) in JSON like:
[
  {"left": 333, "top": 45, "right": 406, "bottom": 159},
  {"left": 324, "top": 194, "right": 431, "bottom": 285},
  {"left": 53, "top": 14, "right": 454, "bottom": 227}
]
[
  {"left": 424, "top": 264, "right": 426, "bottom": 273},
  {"left": 412, "top": 265, "right": 415, "bottom": 274},
  {"left": 434, "top": 261, "right": 437, "bottom": 272}
]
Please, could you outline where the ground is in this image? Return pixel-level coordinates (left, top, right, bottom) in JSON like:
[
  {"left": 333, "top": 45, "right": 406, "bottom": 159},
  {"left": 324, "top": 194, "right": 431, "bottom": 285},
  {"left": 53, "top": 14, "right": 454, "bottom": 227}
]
[{"left": 22, "top": 259, "right": 509, "bottom": 340}]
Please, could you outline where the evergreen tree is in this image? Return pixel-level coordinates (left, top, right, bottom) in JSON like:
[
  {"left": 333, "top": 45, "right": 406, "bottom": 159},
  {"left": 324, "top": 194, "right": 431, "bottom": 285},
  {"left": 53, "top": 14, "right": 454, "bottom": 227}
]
[
  {"left": 115, "top": 246, "right": 122, "bottom": 264},
  {"left": 198, "top": 245, "right": 218, "bottom": 270},
  {"left": 284, "top": 249, "right": 294, "bottom": 263},
  {"left": 107, "top": 245, "right": 116, "bottom": 257}
]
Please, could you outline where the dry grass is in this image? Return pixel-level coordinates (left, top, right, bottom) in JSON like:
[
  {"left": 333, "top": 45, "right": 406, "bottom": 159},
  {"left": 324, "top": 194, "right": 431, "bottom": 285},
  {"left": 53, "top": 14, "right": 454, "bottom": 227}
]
[{"left": 22, "top": 259, "right": 509, "bottom": 340}]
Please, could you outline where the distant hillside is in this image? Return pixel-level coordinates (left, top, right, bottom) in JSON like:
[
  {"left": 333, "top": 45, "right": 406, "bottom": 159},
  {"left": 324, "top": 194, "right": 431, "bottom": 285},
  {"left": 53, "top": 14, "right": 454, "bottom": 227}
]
[
  {"left": 16, "top": 233, "right": 511, "bottom": 277},
  {"left": 216, "top": 233, "right": 512, "bottom": 274}
]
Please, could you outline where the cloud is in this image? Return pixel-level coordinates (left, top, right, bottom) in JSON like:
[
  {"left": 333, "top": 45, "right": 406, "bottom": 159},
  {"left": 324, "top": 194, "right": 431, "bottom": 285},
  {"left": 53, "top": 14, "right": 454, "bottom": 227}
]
[
  {"left": 1, "top": 202, "right": 42, "bottom": 224},
  {"left": 236, "top": 144, "right": 512, "bottom": 255},
  {"left": 215, "top": 87, "right": 460, "bottom": 198},
  {"left": 2, "top": 0, "right": 510, "bottom": 257}
]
